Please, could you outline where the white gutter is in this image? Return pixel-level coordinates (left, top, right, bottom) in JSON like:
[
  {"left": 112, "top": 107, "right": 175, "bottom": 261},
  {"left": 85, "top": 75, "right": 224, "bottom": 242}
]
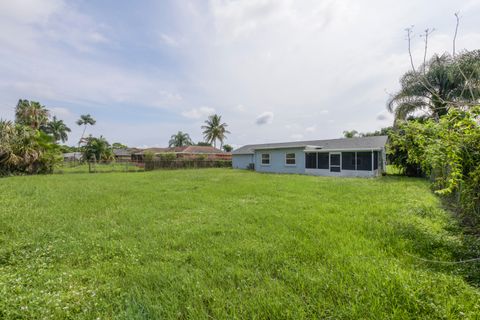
[{"left": 303, "top": 147, "right": 383, "bottom": 152}]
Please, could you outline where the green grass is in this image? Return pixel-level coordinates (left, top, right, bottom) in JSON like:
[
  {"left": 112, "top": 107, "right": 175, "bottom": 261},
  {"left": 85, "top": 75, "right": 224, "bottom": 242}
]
[
  {"left": 54, "top": 162, "right": 144, "bottom": 174},
  {"left": 1, "top": 169, "right": 479, "bottom": 319}
]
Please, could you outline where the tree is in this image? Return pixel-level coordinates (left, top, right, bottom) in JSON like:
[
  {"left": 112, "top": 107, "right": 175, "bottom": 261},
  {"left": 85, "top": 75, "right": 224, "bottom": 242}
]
[
  {"left": 196, "top": 142, "right": 212, "bottom": 146},
  {"left": 15, "top": 99, "right": 50, "bottom": 130},
  {"left": 223, "top": 144, "right": 233, "bottom": 152},
  {"left": 43, "top": 116, "right": 71, "bottom": 143},
  {"left": 0, "top": 119, "right": 60, "bottom": 175},
  {"left": 112, "top": 142, "right": 128, "bottom": 149},
  {"left": 82, "top": 135, "right": 114, "bottom": 163},
  {"left": 343, "top": 130, "right": 358, "bottom": 138},
  {"left": 76, "top": 114, "right": 96, "bottom": 145},
  {"left": 388, "top": 49, "right": 479, "bottom": 122},
  {"left": 359, "top": 127, "right": 393, "bottom": 137},
  {"left": 169, "top": 131, "right": 193, "bottom": 147},
  {"left": 201, "top": 114, "right": 230, "bottom": 148}
]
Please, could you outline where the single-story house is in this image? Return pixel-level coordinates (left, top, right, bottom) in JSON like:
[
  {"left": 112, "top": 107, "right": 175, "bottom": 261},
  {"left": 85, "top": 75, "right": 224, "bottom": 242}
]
[
  {"left": 232, "top": 136, "right": 388, "bottom": 177},
  {"left": 113, "top": 148, "right": 140, "bottom": 161},
  {"left": 170, "top": 146, "right": 231, "bottom": 160}
]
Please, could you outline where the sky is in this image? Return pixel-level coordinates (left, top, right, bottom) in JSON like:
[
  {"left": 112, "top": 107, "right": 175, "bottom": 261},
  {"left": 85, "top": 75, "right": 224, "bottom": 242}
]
[{"left": 0, "top": 0, "right": 479, "bottom": 148}]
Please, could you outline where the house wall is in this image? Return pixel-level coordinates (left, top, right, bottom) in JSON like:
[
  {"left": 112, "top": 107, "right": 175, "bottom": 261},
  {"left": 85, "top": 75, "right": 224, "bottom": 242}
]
[
  {"left": 234, "top": 148, "right": 386, "bottom": 177},
  {"left": 232, "top": 154, "right": 254, "bottom": 169},
  {"left": 305, "top": 168, "right": 379, "bottom": 177},
  {"left": 254, "top": 148, "right": 305, "bottom": 174}
]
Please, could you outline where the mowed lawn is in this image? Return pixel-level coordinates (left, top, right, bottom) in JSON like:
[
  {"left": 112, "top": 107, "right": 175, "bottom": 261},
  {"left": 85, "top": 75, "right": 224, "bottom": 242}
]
[{"left": 0, "top": 169, "right": 479, "bottom": 319}]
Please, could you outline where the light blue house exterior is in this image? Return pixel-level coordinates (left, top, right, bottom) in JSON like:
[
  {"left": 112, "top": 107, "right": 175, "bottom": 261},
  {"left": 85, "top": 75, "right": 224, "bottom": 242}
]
[{"left": 232, "top": 136, "right": 388, "bottom": 177}]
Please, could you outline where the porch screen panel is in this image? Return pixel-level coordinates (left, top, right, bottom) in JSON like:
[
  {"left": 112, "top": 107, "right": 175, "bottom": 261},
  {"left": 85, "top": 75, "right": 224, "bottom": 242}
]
[
  {"left": 356, "top": 151, "right": 372, "bottom": 171},
  {"left": 374, "top": 151, "right": 379, "bottom": 170},
  {"left": 317, "top": 153, "right": 329, "bottom": 169},
  {"left": 342, "top": 152, "right": 355, "bottom": 170},
  {"left": 305, "top": 153, "right": 317, "bottom": 169}
]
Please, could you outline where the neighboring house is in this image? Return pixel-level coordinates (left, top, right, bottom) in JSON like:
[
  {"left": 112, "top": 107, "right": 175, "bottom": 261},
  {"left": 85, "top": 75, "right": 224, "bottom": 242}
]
[
  {"left": 170, "top": 146, "right": 231, "bottom": 160},
  {"left": 131, "top": 148, "right": 169, "bottom": 161},
  {"left": 232, "top": 136, "right": 388, "bottom": 177},
  {"left": 113, "top": 148, "right": 140, "bottom": 161},
  {"left": 62, "top": 152, "right": 83, "bottom": 161},
  {"left": 132, "top": 146, "right": 231, "bottom": 161}
]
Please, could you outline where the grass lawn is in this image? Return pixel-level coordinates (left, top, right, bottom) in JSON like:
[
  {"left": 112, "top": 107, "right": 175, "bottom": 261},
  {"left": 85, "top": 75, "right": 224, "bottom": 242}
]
[{"left": 1, "top": 169, "right": 479, "bottom": 319}]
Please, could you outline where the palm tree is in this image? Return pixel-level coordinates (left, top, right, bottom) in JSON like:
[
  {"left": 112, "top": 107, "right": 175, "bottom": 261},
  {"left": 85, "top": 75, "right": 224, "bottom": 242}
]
[
  {"left": 0, "top": 119, "right": 43, "bottom": 173},
  {"left": 15, "top": 99, "right": 50, "bottom": 130},
  {"left": 82, "top": 135, "right": 114, "bottom": 162},
  {"left": 76, "top": 114, "right": 96, "bottom": 145},
  {"left": 387, "top": 51, "right": 480, "bottom": 122},
  {"left": 201, "top": 114, "right": 230, "bottom": 149},
  {"left": 169, "top": 131, "right": 193, "bottom": 147},
  {"left": 44, "top": 116, "right": 71, "bottom": 143}
]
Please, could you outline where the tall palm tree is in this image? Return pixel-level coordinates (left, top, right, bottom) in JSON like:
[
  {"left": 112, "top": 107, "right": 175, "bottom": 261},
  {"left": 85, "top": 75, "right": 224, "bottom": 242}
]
[
  {"left": 15, "top": 99, "right": 50, "bottom": 130},
  {"left": 76, "top": 114, "right": 96, "bottom": 145},
  {"left": 169, "top": 131, "right": 193, "bottom": 147},
  {"left": 44, "top": 116, "right": 71, "bottom": 143},
  {"left": 201, "top": 114, "right": 230, "bottom": 149},
  {"left": 387, "top": 51, "right": 480, "bottom": 122}
]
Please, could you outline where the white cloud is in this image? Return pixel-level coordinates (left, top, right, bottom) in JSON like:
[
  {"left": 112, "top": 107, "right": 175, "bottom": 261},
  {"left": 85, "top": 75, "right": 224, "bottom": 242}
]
[
  {"left": 255, "top": 111, "right": 274, "bottom": 125},
  {"left": 181, "top": 106, "right": 215, "bottom": 119},
  {"left": 0, "top": 0, "right": 64, "bottom": 24},
  {"left": 305, "top": 125, "right": 316, "bottom": 133},
  {"left": 160, "top": 33, "right": 179, "bottom": 47},
  {"left": 236, "top": 104, "right": 246, "bottom": 112},
  {"left": 50, "top": 107, "right": 72, "bottom": 117}
]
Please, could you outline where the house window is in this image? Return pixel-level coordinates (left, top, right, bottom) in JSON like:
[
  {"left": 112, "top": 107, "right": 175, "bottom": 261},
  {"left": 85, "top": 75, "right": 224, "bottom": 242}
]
[
  {"left": 261, "top": 153, "right": 270, "bottom": 165},
  {"left": 285, "top": 153, "right": 296, "bottom": 165},
  {"left": 356, "top": 152, "right": 372, "bottom": 171},
  {"left": 341, "top": 152, "right": 355, "bottom": 170},
  {"left": 374, "top": 151, "right": 379, "bottom": 170},
  {"left": 317, "top": 153, "right": 329, "bottom": 169},
  {"left": 305, "top": 153, "right": 317, "bottom": 169}
]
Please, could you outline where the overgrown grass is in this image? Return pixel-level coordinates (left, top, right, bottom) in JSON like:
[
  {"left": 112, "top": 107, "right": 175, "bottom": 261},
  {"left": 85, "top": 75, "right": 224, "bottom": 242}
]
[
  {"left": 54, "top": 162, "right": 144, "bottom": 174},
  {"left": 1, "top": 169, "right": 479, "bottom": 319}
]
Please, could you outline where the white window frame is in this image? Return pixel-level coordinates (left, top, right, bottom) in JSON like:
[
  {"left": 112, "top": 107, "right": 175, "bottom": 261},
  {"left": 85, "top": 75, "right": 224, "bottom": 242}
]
[
  {"left": 285, "top": 152, "right": 296, "bottom": 166},
  {"left": 261, "top": 153, "right": 270, "bottom": 166}
]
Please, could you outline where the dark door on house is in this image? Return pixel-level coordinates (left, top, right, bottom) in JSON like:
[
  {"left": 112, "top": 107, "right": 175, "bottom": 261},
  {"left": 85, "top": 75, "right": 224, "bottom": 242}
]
[{"left": 330, "top": 153, "right": 341, "bottom": 172}]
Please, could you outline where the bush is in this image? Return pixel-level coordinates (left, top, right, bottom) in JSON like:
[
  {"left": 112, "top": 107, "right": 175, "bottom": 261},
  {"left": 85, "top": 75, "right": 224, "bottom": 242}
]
[
  {"left": 388, "top": 107, "right": 480, "bottom": 228},
  {"left": 159, "top": 153, "right": 176, "bottom": 161}
]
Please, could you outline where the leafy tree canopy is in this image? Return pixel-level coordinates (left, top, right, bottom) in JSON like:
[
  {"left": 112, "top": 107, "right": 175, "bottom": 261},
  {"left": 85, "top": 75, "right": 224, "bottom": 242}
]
[
  {"left": 222, "top": 144, "right": 233, "bottom": 152},
  {"left": 201, "top": 114, "right": 230, "bottom": 148},
  {"left": 388, "top": 50, "right": 480, "bottom": 122},
  {"left": 169, "top": 131, "right": 193, "bottom": 147}
]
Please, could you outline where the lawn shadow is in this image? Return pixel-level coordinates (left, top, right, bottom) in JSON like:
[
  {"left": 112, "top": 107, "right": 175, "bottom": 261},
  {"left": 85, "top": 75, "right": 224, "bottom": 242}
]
[{"left": 393, "top": 210, "right": 480, "bottom": 287}]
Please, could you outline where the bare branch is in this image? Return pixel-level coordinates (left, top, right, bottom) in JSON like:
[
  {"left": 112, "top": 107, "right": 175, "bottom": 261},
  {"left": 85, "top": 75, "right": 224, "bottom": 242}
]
[
  {"left": 420, "top": 28, "right": 435, "bottom": 73},
  {"left": 453, "top": 12, "right": 460, "bottom": 56},
  {"left": 405, "top": 26, "right": 416, "bottom": 73}
]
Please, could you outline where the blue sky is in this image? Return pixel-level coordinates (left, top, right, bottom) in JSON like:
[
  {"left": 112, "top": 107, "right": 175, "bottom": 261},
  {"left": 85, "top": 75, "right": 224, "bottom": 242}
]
[{"left": 1, "top": 0, "right": 479, "bottom": 147}]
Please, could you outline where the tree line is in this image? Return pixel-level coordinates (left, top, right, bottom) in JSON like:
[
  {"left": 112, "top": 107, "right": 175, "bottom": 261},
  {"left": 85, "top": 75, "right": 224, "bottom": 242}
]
[{"left": 0, "top": 101, "right": 233, "bottom": 175}]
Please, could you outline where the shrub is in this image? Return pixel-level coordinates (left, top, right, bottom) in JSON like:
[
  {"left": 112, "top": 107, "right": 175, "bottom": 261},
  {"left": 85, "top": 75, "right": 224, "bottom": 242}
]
[
  {"left": 159, "top": 153, "right": 176, "bottom": 161},
  {"left": 388, "top": 106, "right": 480, "bottom": 227}
]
